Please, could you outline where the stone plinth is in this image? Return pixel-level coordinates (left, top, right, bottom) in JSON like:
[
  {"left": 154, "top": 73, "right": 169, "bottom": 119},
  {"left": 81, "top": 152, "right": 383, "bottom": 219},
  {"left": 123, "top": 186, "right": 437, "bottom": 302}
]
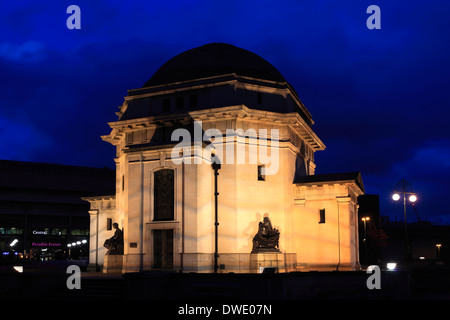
[
  {"left": 250, "top": 252, "right": 296, "bottom": 273},
  {"left": 103, "top": 254, "right": 123, "bottom": 274}
]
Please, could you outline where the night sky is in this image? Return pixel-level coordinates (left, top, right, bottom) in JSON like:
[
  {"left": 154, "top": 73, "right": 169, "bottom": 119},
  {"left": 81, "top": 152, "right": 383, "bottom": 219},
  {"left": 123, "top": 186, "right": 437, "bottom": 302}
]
[{"left": 2, "top": 1, "right": 449, "bottom": 224}]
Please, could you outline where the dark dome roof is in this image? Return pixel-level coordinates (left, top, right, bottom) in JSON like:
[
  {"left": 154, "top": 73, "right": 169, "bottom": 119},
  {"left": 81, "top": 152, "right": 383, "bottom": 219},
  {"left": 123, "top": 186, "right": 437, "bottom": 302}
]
[{"left": 143, "top": 43, "right": 287, "bottom": 87}]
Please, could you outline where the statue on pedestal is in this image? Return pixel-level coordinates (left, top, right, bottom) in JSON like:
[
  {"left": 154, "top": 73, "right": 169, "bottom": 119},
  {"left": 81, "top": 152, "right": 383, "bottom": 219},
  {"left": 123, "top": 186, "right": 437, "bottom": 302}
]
[
  {"left": 104, "top": 223, "right": 124, "bottom": 255},
  {"left": 252, "top": 217, "right": 280, "bottom": 253}
]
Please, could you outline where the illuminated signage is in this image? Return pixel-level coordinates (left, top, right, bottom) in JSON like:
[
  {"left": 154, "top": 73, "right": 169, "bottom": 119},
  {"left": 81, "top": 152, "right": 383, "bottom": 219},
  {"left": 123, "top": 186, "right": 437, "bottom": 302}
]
[
  {"left": 32, "top": 230, "right": 48, "bottom": 235},
  {"left": 31, "top": 242, "right": 62, "bottom": 247},
  {"left": 32, "top": 230, "right": 64, "bottom": 236}
]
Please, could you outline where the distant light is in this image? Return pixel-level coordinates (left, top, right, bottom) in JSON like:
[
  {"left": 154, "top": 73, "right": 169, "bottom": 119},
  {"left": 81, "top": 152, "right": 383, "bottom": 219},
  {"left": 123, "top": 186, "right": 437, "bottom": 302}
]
[
  {"left": 72, "top": 242, "right": 76, "bottom": 246},
  {"left": 419, "top": 256, "right": 425, "bottom": 260},
  {"left": 387, "top": 262, "right": 397, "bottom": 271},
  {"left": 409, "top": 195, "right": 417, "bottom": 202},
  {"left": 13, "top": 266, "right": 23, "bottom": 273},
  {"left": 67, "top": 244, "right": 72, "bottom": 247},
  {"left": 362, "top": 217, "right": 370, "bottom": 221},
  {"left": 76, "top": 241, "right": 81, "bottom": 245},
  {"left": 392, "top": 193, "right": 400, "bottom": 201},
  {"left": 81, "top": 239, "right": 87, "bottom": 244},
  {"left": 9, "top": 239, "right": 18, "bottom": 247}
]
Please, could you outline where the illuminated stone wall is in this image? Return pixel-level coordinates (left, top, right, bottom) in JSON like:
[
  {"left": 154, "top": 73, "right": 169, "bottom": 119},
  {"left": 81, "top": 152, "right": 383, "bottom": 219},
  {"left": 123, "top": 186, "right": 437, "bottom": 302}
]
[
  {"left": 88, "top": 105, "right": 363, "bottom": 273},
  {"left": 87, "top": 64, "right": 364, "bottom": 273}
]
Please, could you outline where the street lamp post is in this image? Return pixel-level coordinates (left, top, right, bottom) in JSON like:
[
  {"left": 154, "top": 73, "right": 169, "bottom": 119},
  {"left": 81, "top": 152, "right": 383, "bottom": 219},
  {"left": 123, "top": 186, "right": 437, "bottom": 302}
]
[
  {"left": 361, "top": 217, "right": 370, "bottom": 265},
  {"left": 211, "top": 154, "right": 221, "bottom": 274},
  {"left": 392, "top": 178, "right": 417, "bottom": 263},
  {"left": 436, "top": 244, "right": 442, "bottom": 260}
]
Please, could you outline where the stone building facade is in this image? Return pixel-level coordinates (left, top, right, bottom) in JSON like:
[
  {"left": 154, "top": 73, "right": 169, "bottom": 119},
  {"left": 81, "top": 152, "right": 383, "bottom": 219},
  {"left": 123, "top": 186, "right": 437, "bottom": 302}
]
[{"left": 84, "top": 43, "right": 364, "bottom": 273}]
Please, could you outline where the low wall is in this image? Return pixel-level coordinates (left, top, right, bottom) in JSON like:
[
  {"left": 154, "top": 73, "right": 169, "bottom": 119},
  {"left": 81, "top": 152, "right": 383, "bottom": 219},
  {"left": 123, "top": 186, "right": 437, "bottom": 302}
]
[{"left": 178, "top": 253, "right": 296, "bottom": 273}]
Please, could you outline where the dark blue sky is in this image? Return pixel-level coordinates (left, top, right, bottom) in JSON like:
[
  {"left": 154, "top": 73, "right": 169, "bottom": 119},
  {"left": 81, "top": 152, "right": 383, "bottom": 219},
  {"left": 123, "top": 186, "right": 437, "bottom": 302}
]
[{"left": 1, "top": 1, "right": 449, "bottom": 224}]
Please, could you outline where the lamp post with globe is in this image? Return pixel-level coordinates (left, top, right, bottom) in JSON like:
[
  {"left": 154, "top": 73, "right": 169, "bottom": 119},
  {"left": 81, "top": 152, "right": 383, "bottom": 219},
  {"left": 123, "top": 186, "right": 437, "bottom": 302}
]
[{"left": 392, "top": 178, "right": 418, "bottom": 263}]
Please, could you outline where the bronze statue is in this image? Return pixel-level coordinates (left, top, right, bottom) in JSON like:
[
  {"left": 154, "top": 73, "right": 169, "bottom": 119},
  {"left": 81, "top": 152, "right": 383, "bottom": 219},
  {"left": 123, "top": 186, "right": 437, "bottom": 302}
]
[
  {"left": 252, "top": 217, "right": 280, "bottom": 253},
  {"left": 104, "top": 223, "right": 124, "bottom": 255}
]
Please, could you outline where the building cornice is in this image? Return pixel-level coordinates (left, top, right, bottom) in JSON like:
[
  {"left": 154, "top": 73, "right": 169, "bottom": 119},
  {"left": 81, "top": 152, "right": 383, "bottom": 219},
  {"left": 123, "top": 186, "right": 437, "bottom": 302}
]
[
  {"left": 102, "top": 105, "right": 325, "bottom": 151},
  {"left": 119, "top": 73, "right": 313, "bottom": 125},
  {"left": 82, "top": 195, "right": 116, "bottom": 210}
]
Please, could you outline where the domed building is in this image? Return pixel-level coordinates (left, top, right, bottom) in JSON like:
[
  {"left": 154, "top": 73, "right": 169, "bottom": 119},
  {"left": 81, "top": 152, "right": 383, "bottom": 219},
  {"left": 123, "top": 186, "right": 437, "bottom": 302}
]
[{"left": 84, "top": 43, "right": 364, "bottom": 273}]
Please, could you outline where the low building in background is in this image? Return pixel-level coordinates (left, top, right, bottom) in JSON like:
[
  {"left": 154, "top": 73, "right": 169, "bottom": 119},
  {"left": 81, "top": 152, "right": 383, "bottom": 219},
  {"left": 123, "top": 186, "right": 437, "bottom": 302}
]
[{"left": 0, "top": 160, "right": 115, "bottom": 266}]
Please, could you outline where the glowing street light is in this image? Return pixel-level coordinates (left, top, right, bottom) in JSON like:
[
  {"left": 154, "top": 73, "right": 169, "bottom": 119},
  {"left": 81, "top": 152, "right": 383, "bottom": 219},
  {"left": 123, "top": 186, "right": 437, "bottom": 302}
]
[
  {"left": 436, "top": 244, "right": 442, "bottom": 260},
  {"left": 9, "top": 239, "right": 18, "bottom": 247},
  {"left": 386, "top": 262, "right": 397, "bottom": 271},
  {"left": 392, "top": 178, "right": 418, "bottom": 262},
  {"left": 361, "top": 217, "right": 370, "bottom": 265}
]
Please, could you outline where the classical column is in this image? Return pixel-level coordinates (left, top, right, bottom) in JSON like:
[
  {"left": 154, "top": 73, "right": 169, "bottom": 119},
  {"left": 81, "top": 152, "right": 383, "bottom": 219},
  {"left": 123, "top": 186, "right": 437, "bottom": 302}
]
[{"left": 88, "top": 209, "right": 99, "bottom": 271}]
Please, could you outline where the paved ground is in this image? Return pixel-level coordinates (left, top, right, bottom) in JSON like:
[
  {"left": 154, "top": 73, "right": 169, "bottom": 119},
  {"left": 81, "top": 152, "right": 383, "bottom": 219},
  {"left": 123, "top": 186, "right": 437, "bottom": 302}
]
[{"left": 2, "top": 260, "right": 450, "bottom": 300}]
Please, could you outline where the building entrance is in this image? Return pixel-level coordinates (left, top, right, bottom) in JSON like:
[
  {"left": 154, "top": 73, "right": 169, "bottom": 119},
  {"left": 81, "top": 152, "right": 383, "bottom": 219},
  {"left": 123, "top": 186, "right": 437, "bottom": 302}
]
[{"left": 153, "top": 229, "right": 173, "bottom": 268}]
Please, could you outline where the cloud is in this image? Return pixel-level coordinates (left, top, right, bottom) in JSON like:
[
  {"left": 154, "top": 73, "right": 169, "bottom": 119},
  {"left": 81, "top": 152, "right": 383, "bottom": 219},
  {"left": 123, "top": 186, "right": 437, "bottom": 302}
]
[
  {"left": 391, "top": 141, "right": 450, "bottom": 178},
  {"left": 358, "top": 140, "right": 450, "bottom": 224},
  {"left": 0, "top": 116, "right": 53, "bottom": 161},
  {"left": 0, "top": 41, "right": 46, "bottom": 63},
  {"left": 0, "top": 0, "right": 449, "bottom": 224}
]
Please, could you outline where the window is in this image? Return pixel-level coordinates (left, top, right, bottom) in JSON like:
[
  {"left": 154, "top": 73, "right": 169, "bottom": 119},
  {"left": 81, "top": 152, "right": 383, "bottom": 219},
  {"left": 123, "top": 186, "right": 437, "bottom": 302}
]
[
  {"left": 258, "top": 165, "right": 265, "bottom": 181},
  {"left": 257, "top": 92, "right": 262, "bottom": 105},
  {"left": 0, "top": 227, "right": 23, "bottom": 235},
  {"left": 71, "top": 229, "right": 89, "bottom": 236},
  {"left": 107, "top": 218, "right": 112, "bottom": 231},
  {"left": 126, "top": 132, "right": 133, "bottom": 145},
  {"left": 176, "top": 96, "right": 184, "bottom": 110},
  {"left": 122, "top": 175, "right": 125, "bottom": 191},
  {"left": 319, "top": 209, "right": 326, "bottom": 224},
  {"left": 189, "top": 94, "right": 198, "bottom": 108},
  {"left": 162, "top": 98, "right": 170, "bottom": 113},
  {"left": 51, "top": 228, "right": 66, "bottom": 236},
  {"left": 153, "top": 169, "right": 175, "bottom": 221}
]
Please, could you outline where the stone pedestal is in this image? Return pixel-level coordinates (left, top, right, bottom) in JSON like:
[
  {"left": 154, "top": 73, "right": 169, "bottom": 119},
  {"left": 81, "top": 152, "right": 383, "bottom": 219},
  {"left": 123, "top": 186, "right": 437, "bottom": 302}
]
[
  {"left": 103, "top": 254, "right": 123, "bottom": 274},
  {"left": 250, "top": 252, "right": 296, "bottom": 273}
]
